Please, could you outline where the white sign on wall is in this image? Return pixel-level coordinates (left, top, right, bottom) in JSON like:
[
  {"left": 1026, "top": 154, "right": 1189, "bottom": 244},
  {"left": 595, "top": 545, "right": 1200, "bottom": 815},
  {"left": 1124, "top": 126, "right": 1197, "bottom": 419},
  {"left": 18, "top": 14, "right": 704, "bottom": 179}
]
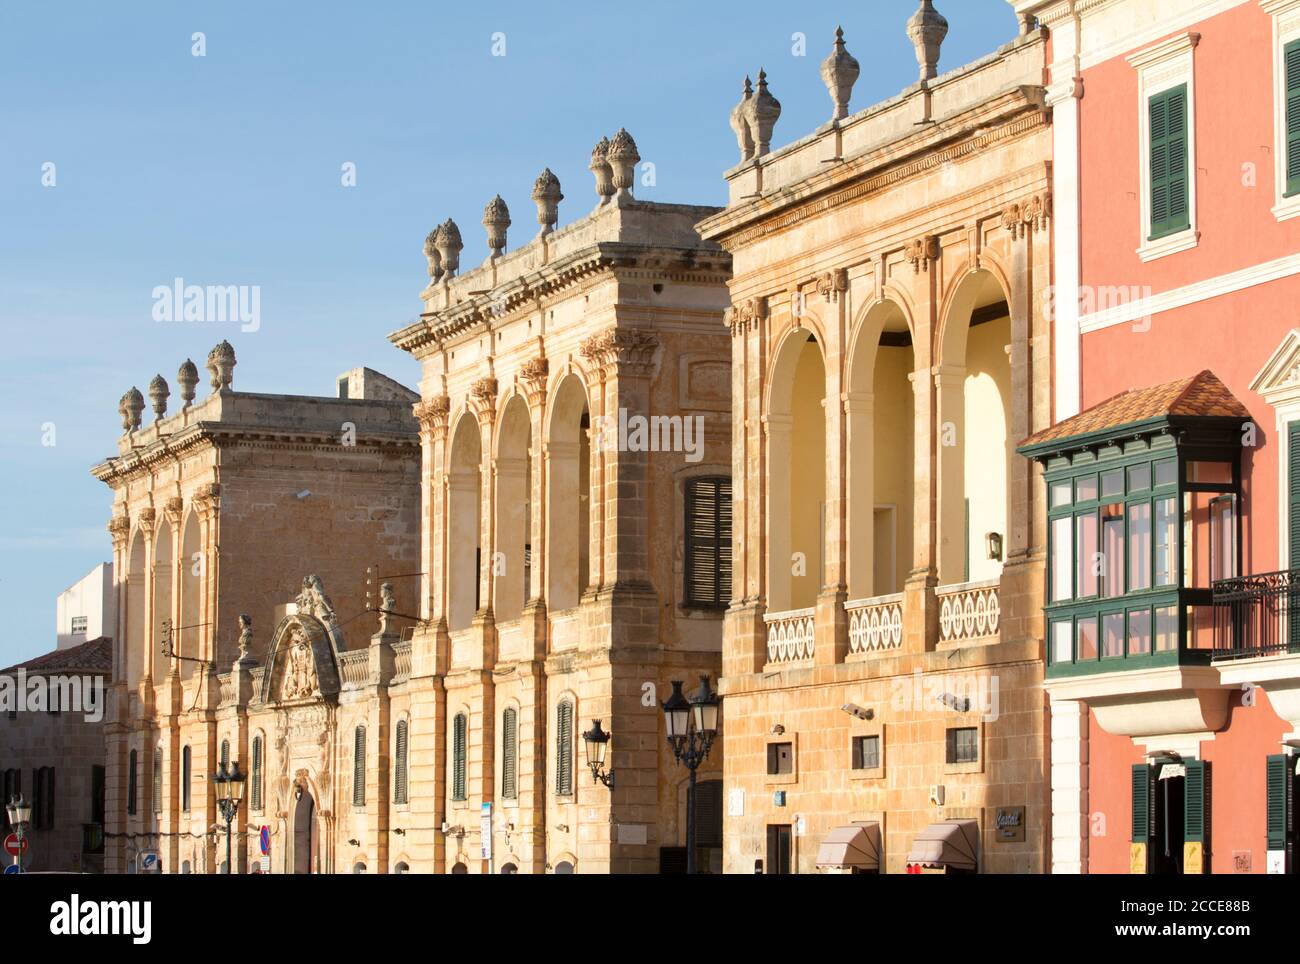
[
  {"left": 480, "top": 802, "right": 492, "bottom": 861},
  {"left": 728, "top": 789, "right": 745, "bottom": 817},
  {"left": 1267, "top": 850, "right": 1287, "bottom": 875}
]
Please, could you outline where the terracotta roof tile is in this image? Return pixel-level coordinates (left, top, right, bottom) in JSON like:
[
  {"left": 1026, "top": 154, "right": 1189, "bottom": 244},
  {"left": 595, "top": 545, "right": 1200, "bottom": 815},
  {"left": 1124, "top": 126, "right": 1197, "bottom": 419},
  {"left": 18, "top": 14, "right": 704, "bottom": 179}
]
[
  {"left": 1, "top": 637, "right": 113, "bottom": 677},
  {"left": 1021, "top": 370, "right": 1249, "bottom": 450}
]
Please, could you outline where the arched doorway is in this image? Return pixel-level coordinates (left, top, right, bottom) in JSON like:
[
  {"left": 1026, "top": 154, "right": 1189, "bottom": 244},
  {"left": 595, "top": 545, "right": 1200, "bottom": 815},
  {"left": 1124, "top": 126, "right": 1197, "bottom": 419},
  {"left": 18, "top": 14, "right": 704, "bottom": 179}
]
[
  {"left": 292, "top": 790, "right": 315, "bottom": 875},
  {"left": 448, "top": 413, "right": 483, "bottom": 630},
  {"left": 546, "top": 374, "right": 591, "bottom": 612}
]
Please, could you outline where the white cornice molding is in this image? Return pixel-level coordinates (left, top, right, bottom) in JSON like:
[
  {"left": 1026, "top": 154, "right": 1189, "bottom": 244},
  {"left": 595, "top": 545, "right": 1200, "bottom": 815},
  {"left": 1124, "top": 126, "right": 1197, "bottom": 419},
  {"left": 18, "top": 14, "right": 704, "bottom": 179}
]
[{"left": 1125, "top": 30, "right": 1201, "bottom": 69}]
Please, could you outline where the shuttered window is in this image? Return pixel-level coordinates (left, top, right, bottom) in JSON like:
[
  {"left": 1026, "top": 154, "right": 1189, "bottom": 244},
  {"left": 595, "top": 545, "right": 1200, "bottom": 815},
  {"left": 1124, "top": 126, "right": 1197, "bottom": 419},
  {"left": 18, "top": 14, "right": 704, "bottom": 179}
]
[
  {"left": 394, "top": 720, "right": 409, "bottom": 805},
  {"left": 684, "top": 477, "right": 732, "bottom": 608},
  {"left": 32, "top": 767, "right": 55, "bottom": 830},
  {"left": 220, "top": 739, "right": 229, "bottom": 770},
  {"left": 1287, "top": 40, "right": 1300, "bottom": 197},
  {"left": 251, "top": 736, "right": 263, "bottom": 812},
  {"left": 1266, "top": 754, "right": 1294, "bottom": 855},
  {"left": 1149, "top": 84, "right": 1190, "bottom": 240},
  {"left": 1131, "top": 763, "right": 1155, "bottom": 847},
  {"left": 353, "top": 726, "right": 366, "bottom": 807},
  {"left": 181, "top": 746, "right": 191, "bottom": 812},
  {"left": 152, "top": 748, "right": 162, "bottom": 815},
  {"left": 127, "top": 749, "right": 138, "bottom": 815},
  {"left": 556, "top": 700, "right": 574, "bottom": 797},
  {"left": 501, "top": 708, "right": 518, "bottom": 800},
  {"left": 1184, "top": 760, "right": 1209, "bottom": 851},
  {"left": 451, "top": 713, "right": 468, "bottom": 802},
  {"left": 695, "top": 779, "right": 723, "bottom": 848}
]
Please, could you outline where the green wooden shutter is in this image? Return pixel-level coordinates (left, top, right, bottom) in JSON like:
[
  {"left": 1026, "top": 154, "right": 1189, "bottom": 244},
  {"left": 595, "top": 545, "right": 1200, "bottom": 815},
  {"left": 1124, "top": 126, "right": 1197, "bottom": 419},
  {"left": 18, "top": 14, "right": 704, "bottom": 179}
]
[
  {"left": 394, "top": 720, "right": 408, "bottom": 805},
  {"left": 452, "top": 714, "right": 467, "bottom": 801},
  {"left": 1131, "top": 763, "right": 1154, "bottom": 842},
  {"left": 556, "top": 701, "right": 573, "bottom": 796},
  {"left": 696, "top": 779, "right": 724, "bottom": 848},
  {"left": 352, "top": 726, "right": 366, "bottom": 807},
  {"left": 220, "top": 739, "right": 229, "bottom": 769},
  {"left": 128, "top": 749, "right": 137, "bottom": 815},
  {"left": 251, "top": 737, "right": 263, "bottom": 811},
  {"left": 1286, "top": 41, "right": 1300, "bottom": 197},
  {"left": 181, "top": 746, "right": 190, "bottom": 812},
  {"left": 1185, "top": 760, "right": 1209, "bottom": 845},
  {"left": 1266, "top": 754, "right": 1292, "bottom": 851},
  {"left": 685, "top": 477, "right": 733, "bottom": 607},
  {"left": 1149, "top": 85, "right": 1190, "bottom": 239},
  {"left": 501, "top": 708, "right": 517, "bottom": 800},
  {"left": 152, "top": 750, "right": 162, "bottom": 815}
]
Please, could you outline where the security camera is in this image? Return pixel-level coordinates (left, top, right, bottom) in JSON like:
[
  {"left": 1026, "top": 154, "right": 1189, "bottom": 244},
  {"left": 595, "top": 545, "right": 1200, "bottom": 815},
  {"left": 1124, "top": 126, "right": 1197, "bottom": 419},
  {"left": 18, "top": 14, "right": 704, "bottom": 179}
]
[
  {"left": 841, "top": 703, "right": 873, "bottom": 721},
  {"left": 296, "top": 489, "right": 312, "bottom": 500}
]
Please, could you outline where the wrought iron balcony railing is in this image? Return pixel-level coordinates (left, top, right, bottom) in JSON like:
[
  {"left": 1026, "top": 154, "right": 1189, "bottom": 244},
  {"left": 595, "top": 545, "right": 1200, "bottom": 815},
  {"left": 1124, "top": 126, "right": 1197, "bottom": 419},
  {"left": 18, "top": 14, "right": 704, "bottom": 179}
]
[{"left": 1212, "top": 569, "right": 1300, "bottom": 660}]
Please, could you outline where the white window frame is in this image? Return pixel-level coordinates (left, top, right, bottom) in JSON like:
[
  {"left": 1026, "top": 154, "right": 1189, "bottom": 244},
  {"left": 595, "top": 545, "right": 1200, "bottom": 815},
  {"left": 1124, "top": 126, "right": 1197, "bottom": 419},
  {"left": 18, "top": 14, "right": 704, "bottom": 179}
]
[
  {"left": 1128, "top": 32, "right": 1201, "bottom": 262},
  {"left": 1264, "top": 0, "right": 1300, "bottom": 221}
]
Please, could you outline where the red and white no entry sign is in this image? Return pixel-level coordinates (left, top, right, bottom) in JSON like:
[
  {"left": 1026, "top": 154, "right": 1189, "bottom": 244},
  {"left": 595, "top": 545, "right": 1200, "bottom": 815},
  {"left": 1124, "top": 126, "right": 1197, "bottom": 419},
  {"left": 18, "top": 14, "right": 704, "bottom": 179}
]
[{"left": 3, "top": 834, "right": 28, "bottom": 857}]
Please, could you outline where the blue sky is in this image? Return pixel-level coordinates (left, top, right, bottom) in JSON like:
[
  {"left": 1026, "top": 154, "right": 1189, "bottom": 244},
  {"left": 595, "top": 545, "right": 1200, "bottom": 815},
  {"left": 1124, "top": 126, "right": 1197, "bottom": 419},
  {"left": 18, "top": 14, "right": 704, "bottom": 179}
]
[{"left": 0, "top": 0, "right": 1020, "bottom": 666}]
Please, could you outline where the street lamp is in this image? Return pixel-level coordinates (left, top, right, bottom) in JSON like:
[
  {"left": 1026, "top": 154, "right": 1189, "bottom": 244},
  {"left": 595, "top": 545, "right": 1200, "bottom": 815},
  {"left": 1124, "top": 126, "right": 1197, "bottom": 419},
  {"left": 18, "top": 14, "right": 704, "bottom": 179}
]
[
  {"left": 6, "top": 795, "right": 31, "bottom": 872},
  {"left": 581, "top": 719, "right": 614, "bottom": 789},
  {"left": 213, "top": 761, "right": 246, "bottom": 875},
  {"left": 661, "top": 676, "right": 720, "bottom": 874}
]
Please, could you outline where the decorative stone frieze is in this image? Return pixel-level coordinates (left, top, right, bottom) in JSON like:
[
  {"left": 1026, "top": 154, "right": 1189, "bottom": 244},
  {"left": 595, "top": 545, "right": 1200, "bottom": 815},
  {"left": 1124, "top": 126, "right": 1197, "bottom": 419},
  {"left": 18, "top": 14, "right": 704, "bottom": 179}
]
[{"left": 579, "top": 327, "right": 660, "bottom": 377}]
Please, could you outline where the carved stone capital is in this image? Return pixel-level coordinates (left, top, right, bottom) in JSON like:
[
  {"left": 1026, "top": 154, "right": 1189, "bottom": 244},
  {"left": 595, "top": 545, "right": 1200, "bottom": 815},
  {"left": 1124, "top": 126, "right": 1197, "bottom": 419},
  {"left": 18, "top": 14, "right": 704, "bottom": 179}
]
[
  {"left": 518, "top": 356, "right": 549, "bottom": 405},
  {"left": 1001, "top": 191, "right": 1052, "bottom": 240},
  {"left": 905, "top": 235, "right": 940, "bottom": 273},
  {"left": 470, "top": 377, "right": 499, "bottom": 424},
  {"left": 193, "top": 483, "right": 221, "bottom": 521},
  {"left": 163, "top": 496, "right": 184, "bottom": 528},
  {"left": 414, "top": 395, "right": 451, "bottom": 440},
  {"left": 814, "top": 269, "right": 849, "bottom": 303},
  {"left": 725, "top": 297, "right": 768, "bottom": 336},
  {"left": 108, "top": 514, "right": 131, "bottom": 548},
  {"left": 580, "top": 328, "right": 660, "bottom": 377},
  {"left": 137, "top": 506, "right": 157, "bottom": 534}
]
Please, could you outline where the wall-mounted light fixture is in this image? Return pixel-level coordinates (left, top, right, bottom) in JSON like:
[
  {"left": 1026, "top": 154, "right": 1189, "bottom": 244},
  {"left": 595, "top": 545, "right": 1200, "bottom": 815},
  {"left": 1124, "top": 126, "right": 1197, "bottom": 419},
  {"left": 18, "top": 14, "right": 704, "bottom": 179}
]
[
  {"left": 581, "top": 719, "right": 615, "bottom": 790},
  {"left": 985, "top": 531, "right": 1003, "bottom": 562},
  {"left": 770, "top": 723, "right": 785, "bottom": 735},
  {"left": 840, "top": 703, "right": 873, "bottom": 721}
]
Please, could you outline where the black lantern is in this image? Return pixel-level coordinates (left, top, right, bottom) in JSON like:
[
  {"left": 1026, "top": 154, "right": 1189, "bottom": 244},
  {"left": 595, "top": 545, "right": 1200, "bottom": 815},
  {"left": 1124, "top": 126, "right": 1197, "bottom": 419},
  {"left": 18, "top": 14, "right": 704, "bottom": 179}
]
[
  {"left": 662, "top": 680, "right": 691, "bottom": 740},
  {"left": 214, "top": 761, "right": 246, "bottom": 874},
  {"left": 661, "top": 675, "right": 721, "bottom": 874},
  {"left": 689, "top": 675, "right": 720, "bottom": 736},
  {"left": 581, "top": 719, "right": 614, "bottom": 789}
]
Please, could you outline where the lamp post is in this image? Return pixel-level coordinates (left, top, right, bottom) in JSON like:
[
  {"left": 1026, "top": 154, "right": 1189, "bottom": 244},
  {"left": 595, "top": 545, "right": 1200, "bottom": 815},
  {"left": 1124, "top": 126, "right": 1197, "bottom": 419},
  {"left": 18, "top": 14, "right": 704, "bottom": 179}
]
[
  {"left": 581, "top": 719, "right": 615, "bottom": 789},
  {"left": 661, "top": 676, "right": 720, "bottom": 874},
  {"left": 213, "top": 761, "right": 246, "bottom": 875},
  {"left": 6, "top": 795, "right": 32, "bottom": 872}
]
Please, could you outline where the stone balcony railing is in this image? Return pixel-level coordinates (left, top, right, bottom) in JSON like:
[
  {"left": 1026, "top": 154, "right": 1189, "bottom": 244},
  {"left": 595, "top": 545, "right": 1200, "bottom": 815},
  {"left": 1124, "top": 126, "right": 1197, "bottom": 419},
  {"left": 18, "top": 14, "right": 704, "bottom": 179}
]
[
  {"left": 338, "top": 650, "right": 370, "bottom": 687},
  {"left": 765, "top": 607, "right": 816, "bottom": 664},
  {"left": 846, "top": 592, "right": 905, "bottom": 655},
  {"left": 392, "top": 640, "right": 412, "bottom": 683},
  {"left": 937, "top": 578, "right": 1001, "bottom": 645}
]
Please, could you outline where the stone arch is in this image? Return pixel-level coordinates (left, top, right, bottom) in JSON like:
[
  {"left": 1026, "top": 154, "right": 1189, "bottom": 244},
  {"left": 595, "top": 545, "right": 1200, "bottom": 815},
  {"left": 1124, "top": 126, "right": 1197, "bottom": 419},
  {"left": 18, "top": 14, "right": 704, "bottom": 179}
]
[
  {"left": 152, "top": 515, "right": 173, "bottom": 680},
  {"left": 260, "top": 613, "right": 340, "bottom": 703},
  {"left": 494, "top": 393, "right": 532, "bottom": 623},
  {"left": 289, "top": 776, "right": 320, "bottom": 875},
  {"left": 765, "top": 327, "right": 827, "bottom": 612},
  {"left": 845, "top": 298, "right": 917, "bottom": 598},
  {"left": 447, "top": 410, "right": 483, "bottom": 631},
  {"left": 125, "top": 528, "right": 147, "bottom": 687},
  {"left": 551, "top": 851, "right": 577, "bottom": 874},
  {"left": 934, "top": 267, "right": 1013, "bottom": 586},
  {"left": 178, "top": 507, "right": 202, "bottom": 674},
  {"left": 545, "top": 373, "right": 590, "bottom": 613}
]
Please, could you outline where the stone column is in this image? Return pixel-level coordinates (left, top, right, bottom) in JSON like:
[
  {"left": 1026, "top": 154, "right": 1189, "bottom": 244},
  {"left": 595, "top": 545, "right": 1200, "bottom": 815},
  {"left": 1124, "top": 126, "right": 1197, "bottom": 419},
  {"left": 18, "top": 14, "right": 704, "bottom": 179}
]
[
  {"left": 414, "top": 396, "right": 451, "bottom": 625},
  {"left": 138, "top": 507, "right": 157, "bottom": 683},
  {"left": 844, "top": 391, "right": 874, "bottom": 599},
  {"left": 905, "top": 253, "right": 939, "bottom": 653},
  {"left": 817, "top": 279, "right": 849, "bottom": 665},
  {"left": 933, "top": 364, "right": 967, "bottom": 587},
  {"left": 105, "top": 513, "right": 132, "bottom": 874},
  {"left": 1050, "top": 698, "right": 1089, "bottom": 873}
]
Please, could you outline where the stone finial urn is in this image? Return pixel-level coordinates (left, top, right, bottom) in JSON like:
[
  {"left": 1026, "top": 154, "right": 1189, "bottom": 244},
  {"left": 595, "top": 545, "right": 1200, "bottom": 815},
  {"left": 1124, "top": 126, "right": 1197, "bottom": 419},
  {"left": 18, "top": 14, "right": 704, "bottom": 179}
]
[
  {"left": 589, "top": 137, "right": 614, "bottom": 206},
  {"left": 744, "top": 69, "right": 781, "bottom": 157},
  {"left": 435, "top": 219, "right": 463, "bottom": 277},
  {"left": 147, "top": 374, "right": 170, "bottom": 420},
  {"left": 730, "top": 76, "right": 755, "bottom": 163},
  {"left": 206, "top": 339, "right": 236, "bottom": 392},
  {"left": 907, "top": 0, "right": 949, "bottom": 82},
  {"left": 531, "top": 168, "right": 563, "bottom": 236},
  {"left": 424, "top": 228, "right": 444, "bottom": 284},
  {"left": 482, "top": 195, "right": 511, "bottom": 258},
  {"left": 606, "top": 128, "right": 640, "bottom": 201},
  {"left": 177, "top": 359, "right": 199, "bottom": 410},
  {"left": 821, "top": 27, "right": 860, "bottom": 121},
  {"left": 119, "top": 387, "right": 144, "bottom": 433}
]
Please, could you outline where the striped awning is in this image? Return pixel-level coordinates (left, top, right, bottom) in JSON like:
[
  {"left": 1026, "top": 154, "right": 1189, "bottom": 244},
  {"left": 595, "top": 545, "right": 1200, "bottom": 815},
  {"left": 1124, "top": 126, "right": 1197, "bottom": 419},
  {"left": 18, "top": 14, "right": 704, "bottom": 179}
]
[
  {"left": 907, "top": 819, "right": 979, "bottom": 871},
  {"left": 815, "top": 823, "right": 881, "bottom": 871}
]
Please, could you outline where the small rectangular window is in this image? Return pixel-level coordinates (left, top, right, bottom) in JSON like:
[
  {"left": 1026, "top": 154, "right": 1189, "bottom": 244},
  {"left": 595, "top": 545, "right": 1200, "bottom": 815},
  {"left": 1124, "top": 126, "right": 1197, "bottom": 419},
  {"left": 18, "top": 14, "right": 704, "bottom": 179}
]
[
  {"left": 1101, "top": 469, "right": 1124, "bottom": 499},
  {"left": 1077, "top": 616, "right": 1099, "bottom": 661},
  {"left": 1050, "top": 480, "right": 1073, "bottom": 508},
  {"left": 1155, "top": 496, "right": 1178, "bottom": 587},
  {"left": 1076, "top": 513, "right": 1099, "bottom": 597},
  {"left": 1128, "top": 502, "right": 1152, "bottom": 592},
  {"left": 1051, "top": 620, "right": 1073, "bottom": 664},
  {"left": 1127, "top": 464, "right": 1151, "bottom": 492},
  {"left": 1154, "top": 458, "right": 1177, "bottom": 487},
  {"left": 1103, "top": 612, "right": 1125, "bottom": 658},
  {"left": 1148, "top": 84, "right": 1190, "bottom": 240},
  {"left": 945, "top": 727, "right": 979, "bottom": 765},
  {"left": 1155, "top": 605, "right": 1179, "bottom": 652},
  {"left": 1101, "top": 504, "right": 1124, "bottom": 597},
  {"left": 1051, "top": 516, "right": 1073, "bottom": 602},
  {"left": 851, "top": 735, "right": 880, "bottom": 771},
  {"left": 1128, "top": 608, "right": 1153, "bottom": 656},
  {"left": 767, "top": 742, "right": 793, "bottom": 776},
  {"left": 70, "top": 616, "right": 88, "bottom": 634},
  {"left": 1076, "top": 475, "right": 1099, "bottom": 502}
]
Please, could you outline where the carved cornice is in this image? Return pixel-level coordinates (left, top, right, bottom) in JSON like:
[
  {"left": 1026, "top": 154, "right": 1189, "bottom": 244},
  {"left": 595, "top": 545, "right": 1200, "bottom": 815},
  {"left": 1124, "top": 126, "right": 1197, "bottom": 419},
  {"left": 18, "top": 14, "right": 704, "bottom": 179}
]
[
  {"left": 905, "top": 236, "right": 940, "bottom": 273},
  {"left": 725, "top": 297, "right": 769, "bottom": 336},
  {"left": 580, "top": 328, "right": 660, "bottom": 377},
  {"left": 1001, "top": 191, "right": 1053, "bottom": 239}
]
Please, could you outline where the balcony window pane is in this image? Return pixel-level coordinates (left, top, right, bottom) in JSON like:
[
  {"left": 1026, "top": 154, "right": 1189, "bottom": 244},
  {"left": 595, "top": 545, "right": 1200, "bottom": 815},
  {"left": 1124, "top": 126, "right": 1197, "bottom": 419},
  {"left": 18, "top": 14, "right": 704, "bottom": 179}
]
[
  {"left": 1076, "top": 475, "right": 1098, "bottom": 502},
  {"left": 1210, "top": 496, "right": 1236, "bottom": 582},
  {"left": 1154, "top": 458, "right": 1177, "bottom": 487},
  {"left": 1154, "top": 497, "right": 1177, "bottom": 587},
  {"left": 1127, "top": 463, "right": 1151, "bottom": 492},
  {"left": 1155, "top": 605, "right": 1178, "bottom": 652},
  {"left": 1128, "top": 502, "right": 1151, "bottom": 591},
  {"left": 1076, "top": 513, "right": 1099, "bottom": 598},
  {"left": 1051, "top": 620, "right": 1073, "bottom": 664},
  {"left": 1051, "top": 480, "right": 1072, "bottom": 508},
  {"left": 1101, "top": 505, "right": 1124, "bottom": 598},
  {"left": 1051, "top": 516, "right": 1073, "bottom": 602},
  {"left": 1101, "top": 469, "right": 1124, "bottom": 499},
  {"left": 1187, "top": 461, "right": 1232, "bottom": 486},
  {"left": 1103, "top": 612, "right": 1125, "bottom": 658},
  {"left": 1077, "top": 616, "right": 1099, "bottom": 661},
  {"left": 1128, "top": 608, "right": 1152, "bottom": 655}
]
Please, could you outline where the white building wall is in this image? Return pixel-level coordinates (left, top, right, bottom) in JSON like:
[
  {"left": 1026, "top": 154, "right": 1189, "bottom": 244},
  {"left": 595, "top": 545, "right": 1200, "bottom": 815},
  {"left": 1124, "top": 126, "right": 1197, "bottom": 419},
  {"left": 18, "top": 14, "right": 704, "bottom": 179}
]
[{"left": 56, "top": 563, "right": 115, "bottom": 649}]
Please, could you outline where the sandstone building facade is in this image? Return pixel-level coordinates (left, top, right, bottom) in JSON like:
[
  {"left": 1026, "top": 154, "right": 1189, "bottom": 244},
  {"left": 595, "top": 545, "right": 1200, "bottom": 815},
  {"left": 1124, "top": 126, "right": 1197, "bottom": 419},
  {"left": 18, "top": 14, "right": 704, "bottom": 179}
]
[
  {"left": 698, "top": 13, "right": 1055, "bottom": 873},
  {"left": 389, "top": 137, "right": 733, "bottom": 873}
]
